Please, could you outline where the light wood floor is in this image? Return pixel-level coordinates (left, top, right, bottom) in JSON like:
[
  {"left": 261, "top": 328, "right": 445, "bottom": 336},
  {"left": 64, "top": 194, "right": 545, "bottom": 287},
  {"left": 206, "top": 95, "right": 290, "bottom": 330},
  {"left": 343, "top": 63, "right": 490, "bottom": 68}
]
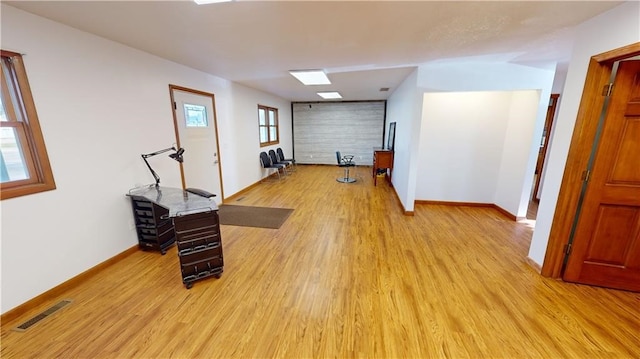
[
  {"left": 2, "top": 165, "right": 639, "bottom": 358},
  {"left": 527, "top": 199, "right": 539, "bottom": 220}
]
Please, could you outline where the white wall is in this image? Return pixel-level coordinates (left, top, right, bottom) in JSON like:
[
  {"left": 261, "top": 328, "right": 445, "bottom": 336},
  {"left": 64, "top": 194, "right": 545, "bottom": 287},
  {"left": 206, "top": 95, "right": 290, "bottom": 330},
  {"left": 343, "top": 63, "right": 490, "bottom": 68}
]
[
  {"left": 386, "top": 69, "right": 422, "bottom": 212},
  {"left": 552, "top": 65, "right": 569, "bottom": 94},
  {"left": 416, "top": 62, "right": 554, "bottom": 217},
  {"left": 529, "top": 2, "right": 640, "bottom": 265},
  {"left": 494, "top": 90, "right": 541, "bottom": 216},
  {"left": 418, "top": 91, "right": 511, "bottom": 203},
  {"left": 388, "top": 60, "right": 554, "bottom": 215},
  {"left": 418, "top": 91, "right": 540, "bottom": 214},
  {"left": 224, "top": 83, "right": 292, "bottom": 195},
  {"left": 0, "top": 4, "right": 290, "bottom": 314}
]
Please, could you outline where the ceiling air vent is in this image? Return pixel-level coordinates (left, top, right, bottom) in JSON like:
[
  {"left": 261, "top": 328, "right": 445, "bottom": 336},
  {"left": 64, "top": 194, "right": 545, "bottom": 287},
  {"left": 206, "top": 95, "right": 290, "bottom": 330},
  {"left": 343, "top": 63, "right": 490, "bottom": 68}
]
[{"left": 379, "top": 87, "right": 390, "bottom": 92}]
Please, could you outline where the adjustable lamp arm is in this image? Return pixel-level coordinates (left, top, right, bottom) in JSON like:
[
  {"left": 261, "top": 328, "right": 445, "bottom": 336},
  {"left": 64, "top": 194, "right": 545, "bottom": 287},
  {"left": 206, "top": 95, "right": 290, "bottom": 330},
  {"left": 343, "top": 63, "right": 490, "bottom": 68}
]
[
  {"left": 141, "top": 146, "right": 184, "bottom": 187},
  {"left": 142, "top": 147, "right": 176, "bottom": 159},
  {"left": 141, "top": 153, "right": 162, "bottom": 187}
]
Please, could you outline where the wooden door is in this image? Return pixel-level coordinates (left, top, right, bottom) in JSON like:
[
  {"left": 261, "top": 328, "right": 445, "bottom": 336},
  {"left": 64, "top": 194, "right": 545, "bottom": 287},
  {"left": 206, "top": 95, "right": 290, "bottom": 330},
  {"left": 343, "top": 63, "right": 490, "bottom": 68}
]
[
  {"left": 532, "top": 94, "right": 559, "bottom": 201},
  {"left": 563, "top": 60, "right": 640, "bottom": 292}
]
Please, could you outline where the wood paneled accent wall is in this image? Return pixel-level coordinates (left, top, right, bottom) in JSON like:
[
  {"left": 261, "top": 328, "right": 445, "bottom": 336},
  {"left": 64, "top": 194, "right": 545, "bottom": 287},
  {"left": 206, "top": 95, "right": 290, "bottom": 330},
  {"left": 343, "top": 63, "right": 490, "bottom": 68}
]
[{"left": 293, "top": 101, "right": 385, "bottom": 165}]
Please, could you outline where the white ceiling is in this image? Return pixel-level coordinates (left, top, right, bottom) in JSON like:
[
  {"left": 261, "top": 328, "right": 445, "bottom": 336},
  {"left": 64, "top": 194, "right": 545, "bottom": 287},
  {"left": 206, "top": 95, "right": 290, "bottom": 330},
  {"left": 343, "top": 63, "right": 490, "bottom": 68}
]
[{"left": 5, "top": 0, "right": 623, "bottom": 101}]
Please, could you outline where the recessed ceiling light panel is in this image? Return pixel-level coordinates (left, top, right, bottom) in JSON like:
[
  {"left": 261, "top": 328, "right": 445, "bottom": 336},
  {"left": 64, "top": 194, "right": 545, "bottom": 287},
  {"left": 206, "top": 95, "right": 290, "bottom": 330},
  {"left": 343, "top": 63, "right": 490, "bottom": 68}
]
[
  {"left": 317, "top": 91, "right": 342, "bottom": 99},
  {"left": 289, "top": 70, "right": 331, "bottom": 85}
]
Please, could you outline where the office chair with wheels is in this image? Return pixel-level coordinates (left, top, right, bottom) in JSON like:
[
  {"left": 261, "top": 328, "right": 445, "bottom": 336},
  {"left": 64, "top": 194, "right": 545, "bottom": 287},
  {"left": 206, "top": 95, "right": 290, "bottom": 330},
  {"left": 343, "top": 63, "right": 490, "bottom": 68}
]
[
  {"left": 336, "top": 151, "right": 356, "bottom": 183},
  {"left": 260, "top": 151, "right": 286, "bottom": 180}
]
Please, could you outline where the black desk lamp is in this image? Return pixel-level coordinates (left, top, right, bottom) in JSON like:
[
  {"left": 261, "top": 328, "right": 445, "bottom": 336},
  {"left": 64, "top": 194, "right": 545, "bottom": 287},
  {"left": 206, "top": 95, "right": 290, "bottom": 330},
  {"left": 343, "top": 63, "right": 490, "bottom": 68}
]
[{"left": 141, "top": 146, "right": 185, "bottom": 187}]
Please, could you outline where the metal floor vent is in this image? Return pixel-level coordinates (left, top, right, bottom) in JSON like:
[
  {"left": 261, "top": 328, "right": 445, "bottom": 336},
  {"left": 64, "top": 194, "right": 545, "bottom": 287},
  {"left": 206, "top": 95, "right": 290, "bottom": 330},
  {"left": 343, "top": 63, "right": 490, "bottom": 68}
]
[{"left": 13, "top": 299, "right": 72, "bottom": 332}]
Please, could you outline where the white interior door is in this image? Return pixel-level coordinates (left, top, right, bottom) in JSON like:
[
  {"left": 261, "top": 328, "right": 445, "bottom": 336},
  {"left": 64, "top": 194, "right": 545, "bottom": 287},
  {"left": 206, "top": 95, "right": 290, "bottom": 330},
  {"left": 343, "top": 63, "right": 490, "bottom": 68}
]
[{"left": 172, "top": 88, "right": 223, "bottom": 205}]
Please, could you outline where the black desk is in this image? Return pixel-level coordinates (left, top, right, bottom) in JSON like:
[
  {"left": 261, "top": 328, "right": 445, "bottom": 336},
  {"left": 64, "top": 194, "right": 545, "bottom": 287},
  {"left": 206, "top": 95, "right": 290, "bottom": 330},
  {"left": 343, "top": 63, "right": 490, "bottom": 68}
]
[{"left": 127, "top": 186, "right": 223, "bottom": 288}]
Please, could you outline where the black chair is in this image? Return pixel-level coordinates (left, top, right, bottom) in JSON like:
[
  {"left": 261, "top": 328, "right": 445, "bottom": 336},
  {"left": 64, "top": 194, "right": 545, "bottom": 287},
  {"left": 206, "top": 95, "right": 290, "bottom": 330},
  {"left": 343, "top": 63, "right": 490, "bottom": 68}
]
[
  {"left": 276, "top": 147, "right": 296, "bottom": 171},
  {"left": 336, "top": 151, "right": 356, "bottom": 183},
  {"left": 268, "top": 149, "right": 291, "bottom": 175},
  {"left": 260, "top": 151, "right": 286, "bottom": 180}
]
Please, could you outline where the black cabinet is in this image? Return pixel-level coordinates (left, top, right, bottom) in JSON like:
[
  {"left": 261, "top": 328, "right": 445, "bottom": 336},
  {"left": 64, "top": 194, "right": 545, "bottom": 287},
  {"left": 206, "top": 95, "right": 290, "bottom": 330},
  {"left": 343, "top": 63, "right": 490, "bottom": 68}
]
[
  {"left": 174, "top": 210, "right": 223, "bottom": 289},
  {"left": 127, "top": 186, "right": 223, "bottom": 288},
  {"left": 130, "top": 196, "right": 175, "bottom": 254}
]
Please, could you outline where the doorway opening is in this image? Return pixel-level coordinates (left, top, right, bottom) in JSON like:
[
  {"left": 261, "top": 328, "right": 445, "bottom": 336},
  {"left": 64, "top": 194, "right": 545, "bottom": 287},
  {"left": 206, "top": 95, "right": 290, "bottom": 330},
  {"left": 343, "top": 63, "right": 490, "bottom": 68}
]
[{"left": 526, "top": 93, "right": 560, "bottom": 222}]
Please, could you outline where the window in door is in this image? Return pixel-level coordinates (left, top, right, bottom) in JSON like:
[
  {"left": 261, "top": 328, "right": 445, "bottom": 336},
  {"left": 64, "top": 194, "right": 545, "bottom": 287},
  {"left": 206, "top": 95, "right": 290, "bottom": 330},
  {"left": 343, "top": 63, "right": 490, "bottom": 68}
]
[
  {"left": 183, "top": 103, "right": 208, "bottom": 128},
  {"left": 258, "top": 105, "right": 279, "bottom": 147},
  {"left": 1, "top": 50, "right": 56, "bottom": 200}
]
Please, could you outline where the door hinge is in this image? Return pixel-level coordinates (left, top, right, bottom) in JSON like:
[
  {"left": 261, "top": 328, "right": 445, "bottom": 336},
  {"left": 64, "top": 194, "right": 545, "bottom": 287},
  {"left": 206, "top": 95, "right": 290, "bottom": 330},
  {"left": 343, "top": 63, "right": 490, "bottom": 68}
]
[
  {"left": 173, "top": 101, "right": 177, "bottom": 110},
  {"left": 564, "top": 243, "right": 573, "bottom": 256},
  {"left": 602, "top": 83, "right": 613, "bottom": 97},
  {"left": 581, "top": 169, "right": 591, "bottom": 183}
]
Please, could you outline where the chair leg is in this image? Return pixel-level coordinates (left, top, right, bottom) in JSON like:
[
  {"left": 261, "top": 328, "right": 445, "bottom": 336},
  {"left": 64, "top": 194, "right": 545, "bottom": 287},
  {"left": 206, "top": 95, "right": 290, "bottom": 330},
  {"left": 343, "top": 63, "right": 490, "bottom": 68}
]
[
  {"left": 337, "top": 166, "right": 356, "bottom": 183},
  {"left": 263, "top": 168, "right": 280, "bottom": 181}
]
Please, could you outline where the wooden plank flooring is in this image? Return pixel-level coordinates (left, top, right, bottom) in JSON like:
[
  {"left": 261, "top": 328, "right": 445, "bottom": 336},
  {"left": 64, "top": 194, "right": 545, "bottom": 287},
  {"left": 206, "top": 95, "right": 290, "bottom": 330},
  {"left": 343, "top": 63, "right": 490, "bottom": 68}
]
[{"left": 2, "top": 165, "right": 639, "bottom": 358}]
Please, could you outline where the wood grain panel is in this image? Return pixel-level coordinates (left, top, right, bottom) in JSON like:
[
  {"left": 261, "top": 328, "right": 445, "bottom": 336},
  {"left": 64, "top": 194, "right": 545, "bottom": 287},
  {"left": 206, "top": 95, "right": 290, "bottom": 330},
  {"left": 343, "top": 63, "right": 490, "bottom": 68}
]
[
  {"left": 586, "top": 205, "right": 638, "bottom": 265},
  {"left": 610, "top": 119, "right": 640, "bottom": 183},
  {"left": 293, "top": 101, "right": 385, "bottom": 165},
  {"left": 2, "top": 165, "right": 639, "bottom": 358}
]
